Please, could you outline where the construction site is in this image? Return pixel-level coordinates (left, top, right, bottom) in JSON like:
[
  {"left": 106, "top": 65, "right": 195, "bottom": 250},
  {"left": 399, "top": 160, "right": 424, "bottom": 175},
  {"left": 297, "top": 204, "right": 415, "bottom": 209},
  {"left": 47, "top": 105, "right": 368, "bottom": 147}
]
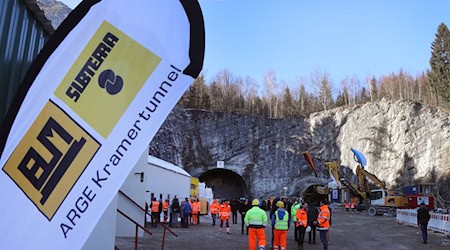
[
  {"left": 2, "top": 1, "right": 450, "bottom": 249},
  {"left": 115, "top": 209, "right": 450, "bottom": 250},
  {"left": 110, "top": 148, "right": 450, "bottom": 249}
]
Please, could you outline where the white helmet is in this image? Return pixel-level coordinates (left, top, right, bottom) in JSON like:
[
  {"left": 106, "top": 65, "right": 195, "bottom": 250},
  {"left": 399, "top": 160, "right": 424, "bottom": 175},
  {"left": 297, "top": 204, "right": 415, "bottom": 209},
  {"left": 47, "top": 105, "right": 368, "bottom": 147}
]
[{"left": 305, "top": 226, "right": 311, "bottom": 233}]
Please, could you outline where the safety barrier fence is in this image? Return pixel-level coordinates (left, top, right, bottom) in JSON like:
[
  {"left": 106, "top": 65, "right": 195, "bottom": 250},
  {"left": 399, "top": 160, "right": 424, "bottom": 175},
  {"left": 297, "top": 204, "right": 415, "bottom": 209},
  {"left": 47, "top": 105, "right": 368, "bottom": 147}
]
[{"left": 396, "top": 209, "right": 450, "bottom": 235}]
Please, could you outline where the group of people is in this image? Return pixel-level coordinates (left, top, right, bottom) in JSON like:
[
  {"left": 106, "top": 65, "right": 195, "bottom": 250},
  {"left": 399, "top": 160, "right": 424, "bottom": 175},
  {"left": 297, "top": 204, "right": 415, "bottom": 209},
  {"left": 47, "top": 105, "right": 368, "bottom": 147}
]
[
  {"left": 344, "top": 197, "right": 358, "bottom": 212},
  {"left": 244, "top": 198, "right": 331, "bottom": 250},
  {"left": 147, "top": 197, "right": 167, "bottom": 228},
  {"left": 147, "top": 196, "right": 202, "bottom": 228},
  {"left": 148, "top": 195, "right": 433, "bottom": 249},
  {"left": 149, "top": 196, "right": 332, "bottom": 250}
]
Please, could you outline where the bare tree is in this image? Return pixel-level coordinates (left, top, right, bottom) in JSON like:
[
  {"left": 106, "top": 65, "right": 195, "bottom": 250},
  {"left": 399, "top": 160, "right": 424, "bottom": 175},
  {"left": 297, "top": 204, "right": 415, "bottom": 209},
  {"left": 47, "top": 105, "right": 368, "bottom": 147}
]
[
  {"left": 244, "top": 76, "right": 259, "bottom": 115},
  {"left": 264, "top": 71, "right": 279, "bottom": 118},
  {"left": 310, "top": 69, "right": 334, "bottom": 111}
]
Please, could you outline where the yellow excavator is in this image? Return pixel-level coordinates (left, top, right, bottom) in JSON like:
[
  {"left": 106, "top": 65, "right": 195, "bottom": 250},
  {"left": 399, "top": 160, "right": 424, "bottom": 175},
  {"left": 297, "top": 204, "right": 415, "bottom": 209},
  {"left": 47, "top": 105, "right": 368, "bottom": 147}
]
[{"left": 335, "top": 149, "right": 409, "bottom": 216}]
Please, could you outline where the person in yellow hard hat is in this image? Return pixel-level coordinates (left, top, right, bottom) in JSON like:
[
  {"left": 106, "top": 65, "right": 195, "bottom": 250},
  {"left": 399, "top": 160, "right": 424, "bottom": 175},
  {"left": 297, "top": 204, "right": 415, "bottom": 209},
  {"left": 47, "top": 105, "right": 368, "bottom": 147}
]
[
  {"left": 244, "top": 199, "right": 268, "bottom": 250},
  {"left": 271, "top": 201, "right": 291, "bottom": 250}
]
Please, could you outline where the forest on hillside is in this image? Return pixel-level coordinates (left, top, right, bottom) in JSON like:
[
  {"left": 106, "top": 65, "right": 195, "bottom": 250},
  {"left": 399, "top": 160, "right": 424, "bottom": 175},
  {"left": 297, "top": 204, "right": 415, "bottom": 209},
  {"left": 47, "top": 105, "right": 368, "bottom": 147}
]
[{"left": 179, "top": 23, "right": 450, "bottom": 118}]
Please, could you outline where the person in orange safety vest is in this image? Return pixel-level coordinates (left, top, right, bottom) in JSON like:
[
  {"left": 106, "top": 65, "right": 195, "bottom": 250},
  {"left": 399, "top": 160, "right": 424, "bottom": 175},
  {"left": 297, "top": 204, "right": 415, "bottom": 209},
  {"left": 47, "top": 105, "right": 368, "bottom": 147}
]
[
  {"left": 219, "top": 200, "right": 231, "bottom": 233},
  {"left": 195, "top": 199, "right": 202, "bottom": 224},
  {"left": 296, "top": 202, "right": 308, "bottom": 250},
  {"left": 344, "top": 202, "right": 350, "bottom": 212},
  {"left": 210, "top": 199, "right": 220, "bottom": 226},
  {"left": 350, "top": 202, "right": 356, "bottom": 212},
  {"left": 315, "top": 200, "right": 330, "bottom": 250},
  {"left": 150, "top": 197, "right": 161, "bottom": 228},
  {"left": 191, "top": 198, "right": 198, "bottom": 225},
  {"left": 162, "top": 199, "right": 169, "bottom": 223}
]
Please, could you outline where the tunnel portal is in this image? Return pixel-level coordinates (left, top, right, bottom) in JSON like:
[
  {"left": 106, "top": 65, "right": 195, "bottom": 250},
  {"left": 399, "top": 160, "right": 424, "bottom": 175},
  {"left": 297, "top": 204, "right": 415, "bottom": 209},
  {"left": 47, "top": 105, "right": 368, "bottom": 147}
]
[
  {"left": 301, "top": 185, "right": 329, "bottom": 205},
  {"left": 199, "top": 169, "right": 247, "bottom": 200}
]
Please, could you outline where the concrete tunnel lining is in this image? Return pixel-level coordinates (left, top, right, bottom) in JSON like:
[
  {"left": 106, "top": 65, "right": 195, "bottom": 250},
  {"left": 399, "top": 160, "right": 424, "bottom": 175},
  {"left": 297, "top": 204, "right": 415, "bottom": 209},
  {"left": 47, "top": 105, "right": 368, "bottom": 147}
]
[{"left": 198, "top": 169, "right": 248, "bottom": 200}]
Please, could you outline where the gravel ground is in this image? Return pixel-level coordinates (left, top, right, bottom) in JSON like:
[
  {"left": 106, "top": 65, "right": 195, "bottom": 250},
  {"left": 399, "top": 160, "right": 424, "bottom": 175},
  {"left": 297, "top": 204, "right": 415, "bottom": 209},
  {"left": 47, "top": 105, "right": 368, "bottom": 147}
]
[{"left": 116, "top": 209, "right": 450, "bottom": 250}]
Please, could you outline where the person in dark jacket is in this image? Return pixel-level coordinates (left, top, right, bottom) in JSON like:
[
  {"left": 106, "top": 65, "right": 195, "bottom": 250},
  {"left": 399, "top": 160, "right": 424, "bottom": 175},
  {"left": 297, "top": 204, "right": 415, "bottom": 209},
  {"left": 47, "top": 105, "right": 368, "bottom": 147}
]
[
  {"left": 261, "top": 199, "right": 267, "bottom": 211},
  {"left": 170, "top": 197, "right": 180, "bottom": 227},
  {"left": 307, "top": 202, "right": 319, "bottom": 244},
  {"left": 239, "top": 199, "right": 250, "bottom": 234},
  {"left": 182, "top": 198, "right": 192, "bottom": 228},
  {"left": 230, "top": 199, "right": 239, "bottom": 224},
  {"left": 417, "top": 202, "right": 431, "bottom": 244}
]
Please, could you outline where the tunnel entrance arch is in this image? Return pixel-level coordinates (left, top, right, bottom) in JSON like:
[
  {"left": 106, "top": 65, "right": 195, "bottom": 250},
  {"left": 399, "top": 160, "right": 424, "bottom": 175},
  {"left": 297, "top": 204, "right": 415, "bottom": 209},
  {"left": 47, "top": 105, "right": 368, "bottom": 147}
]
[
  {"left": 297, "top": 184, "right": 329, "bottom": 205},
  {"left": 198, "top": 169, "right": 248, "bottom": 200}
]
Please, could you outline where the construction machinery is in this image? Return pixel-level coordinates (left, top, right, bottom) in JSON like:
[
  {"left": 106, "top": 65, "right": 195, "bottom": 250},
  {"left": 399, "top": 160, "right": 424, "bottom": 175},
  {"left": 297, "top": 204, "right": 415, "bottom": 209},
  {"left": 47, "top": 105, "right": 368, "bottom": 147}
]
[
  {"left": 341, "top": 148, "right": 436, "bottom": 216},
  {"left": 307, "top": 148, "right": 435, "bottom": 216}
]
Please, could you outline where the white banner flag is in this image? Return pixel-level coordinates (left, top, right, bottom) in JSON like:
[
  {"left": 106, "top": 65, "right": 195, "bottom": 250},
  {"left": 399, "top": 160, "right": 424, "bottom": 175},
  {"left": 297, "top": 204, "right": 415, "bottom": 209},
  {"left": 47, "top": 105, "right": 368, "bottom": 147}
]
[{"left": 0, "top": 0, "right": 204, "bottom": 248}]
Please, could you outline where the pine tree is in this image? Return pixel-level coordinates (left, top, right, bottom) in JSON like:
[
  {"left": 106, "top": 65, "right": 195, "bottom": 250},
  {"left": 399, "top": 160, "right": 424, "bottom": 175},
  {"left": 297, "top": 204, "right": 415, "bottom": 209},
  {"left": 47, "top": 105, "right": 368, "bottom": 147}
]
[
  {"left": 370, "top": 76, "right": 378, "bottom": 101},
  {"left": 298, "top": 84, "right": 309, "bottom": 115},
  {"left": 319, "top": 77, "right": 334, "bottom": 110},
  {"left": 428, "top": 23, "right": 450, "bottom": 104},
  {"left": 282, "top": 87, "right": 294, "bottom": 118},
  {"left": 360, "top": 87, "right": 370, "bottom": 104},
  {"left": 335, "top": 91, "right": 346, "bottom": 107},
  {"left": 185, "top": 74, "right": 210, "bottom": 109}
]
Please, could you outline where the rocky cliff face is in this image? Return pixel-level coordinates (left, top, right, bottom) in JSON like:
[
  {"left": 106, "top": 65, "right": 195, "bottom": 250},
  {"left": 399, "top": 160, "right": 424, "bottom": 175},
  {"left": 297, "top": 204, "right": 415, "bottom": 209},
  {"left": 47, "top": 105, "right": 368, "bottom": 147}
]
[
  {"left": 37, "top": 0, "right": 72, "bottom": 29},
  {"left": 150, "top": 100, "right": 450, "bottom": 199}
]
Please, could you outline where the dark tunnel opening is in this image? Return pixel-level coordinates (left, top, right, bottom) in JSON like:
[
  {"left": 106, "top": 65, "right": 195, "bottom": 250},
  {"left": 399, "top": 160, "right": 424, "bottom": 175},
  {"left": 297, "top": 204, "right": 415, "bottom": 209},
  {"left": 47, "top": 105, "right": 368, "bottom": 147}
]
[
  {"left": 199, "top": 169, "right": 248, "bottom": 200},
  {"left": 302, "top": 185, "right": 329, "bottom": 206}
]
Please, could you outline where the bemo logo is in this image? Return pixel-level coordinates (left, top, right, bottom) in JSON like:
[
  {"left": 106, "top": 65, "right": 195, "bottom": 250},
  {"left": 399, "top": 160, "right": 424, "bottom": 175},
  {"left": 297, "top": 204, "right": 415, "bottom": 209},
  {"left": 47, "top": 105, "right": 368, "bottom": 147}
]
[
  {"left": 98, "top": 69, "right": 123, "bottom": 95},
  {"left": 3, "top": 101, "right": 100, "bottom": 220}
]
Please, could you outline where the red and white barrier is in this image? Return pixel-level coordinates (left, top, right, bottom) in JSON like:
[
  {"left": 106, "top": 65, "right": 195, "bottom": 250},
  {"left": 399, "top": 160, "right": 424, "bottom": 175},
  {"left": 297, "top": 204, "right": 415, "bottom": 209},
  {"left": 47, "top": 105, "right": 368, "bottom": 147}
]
[{"left": 397, "top": 209, "right": 450, "bottom": 235}]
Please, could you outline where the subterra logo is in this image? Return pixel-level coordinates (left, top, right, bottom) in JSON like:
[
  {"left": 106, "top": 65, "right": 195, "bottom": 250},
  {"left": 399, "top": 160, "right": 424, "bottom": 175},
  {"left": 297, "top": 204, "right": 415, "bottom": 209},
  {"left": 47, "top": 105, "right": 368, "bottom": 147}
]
[
  {"left": 98, "top": 69, "right": 123, "bottom": 95},
  {"left": 65, "top": 32, "right": 119, "bottom": 102},
  {"left": 54, "top": 21, "right": 161, "bottom": 138},
  {"left": 2, "top": 101, "right": 100, "bottom": 220}
]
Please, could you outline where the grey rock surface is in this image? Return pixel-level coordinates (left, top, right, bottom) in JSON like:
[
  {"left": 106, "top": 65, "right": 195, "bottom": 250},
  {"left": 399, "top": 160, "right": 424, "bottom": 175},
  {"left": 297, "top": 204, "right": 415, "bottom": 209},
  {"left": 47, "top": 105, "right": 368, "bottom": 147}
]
[
  {"left": 151, "top": 100, "right": 450, "bottom": 199},
  {"left": 37, "top": 0, "right": 72, "bottom": 29}
]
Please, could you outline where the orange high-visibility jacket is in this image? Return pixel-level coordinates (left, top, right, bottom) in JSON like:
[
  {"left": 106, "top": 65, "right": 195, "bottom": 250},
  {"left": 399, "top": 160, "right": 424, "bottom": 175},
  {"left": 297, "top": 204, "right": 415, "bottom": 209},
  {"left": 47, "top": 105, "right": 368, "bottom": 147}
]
[
  {"left": 151, "top": 201, "right": 160, "bottom": 213},
  {"left": 296, "top": 208, "right": 308, "bottom": 227},
  {"left": 190, "top": 201, "right": 197, "bottom": 213},
  {"left": 163, "top": 201, "right": 169, "bottom": 211},
  {"left": 193, "top": 201, "right": 200, "bottom": 213},
  {"left": 219, "top": 203, "right": 231, "bottom": 220},
  {"left": 195, "top": 201, "right": 201, "bottom": 213},
  {"left": 317, "top": 205, "right": 330, "bottom": 230},
  {"left": 210, "top": 202, "right": 219, "bottom": 214}
]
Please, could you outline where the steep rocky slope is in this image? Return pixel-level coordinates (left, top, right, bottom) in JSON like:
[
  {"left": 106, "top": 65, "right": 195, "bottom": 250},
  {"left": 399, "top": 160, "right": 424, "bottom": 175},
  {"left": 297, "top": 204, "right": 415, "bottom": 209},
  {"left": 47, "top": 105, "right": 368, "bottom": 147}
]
[{"left": 151, "top": 100, "right": 450, "bottom": 199}]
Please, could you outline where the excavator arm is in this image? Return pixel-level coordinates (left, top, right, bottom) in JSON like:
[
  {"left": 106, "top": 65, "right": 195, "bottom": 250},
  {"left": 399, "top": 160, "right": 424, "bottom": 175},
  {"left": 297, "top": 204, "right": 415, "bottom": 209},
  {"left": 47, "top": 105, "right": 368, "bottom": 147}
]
[
  {"left": 339, "top": 174, "right": 367, "bottom": 200},
  {"left": 325, "top": 161, "right": 368, "bottom": 199},
  {"left": 357, "top": 165, "right": 385, "bottom": 188},
  {"left": 325, "top": 161, "right": 342, "bottom": 189}
]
